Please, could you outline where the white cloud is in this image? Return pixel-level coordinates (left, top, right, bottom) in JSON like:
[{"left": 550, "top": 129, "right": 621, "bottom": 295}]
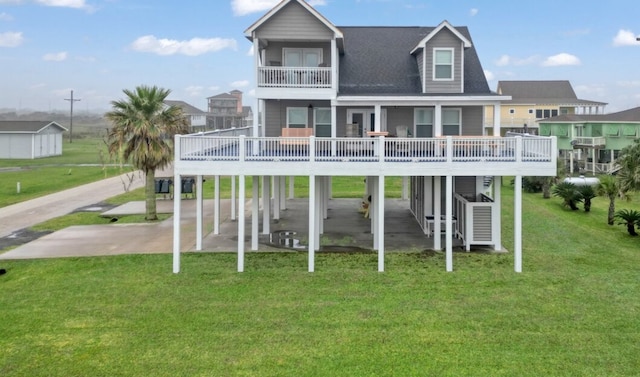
[
  {"left": 247, "top": 45, "right": 254, "bottom": 56},
  {"left": 43, "top": 51, "right": 67, "bottom": 61},
  {"left": 616, "top": 80, "right": 640, "bottom": 88},
  {"left": 469, "top": 8, "right": 478, "bottom": 16},
  {"left": 185, "top": 85, "right": 204, "bottom": 97},
  {"left": 231, "top": 0, "right": 326, "bottom": 16},
  {"left": 130, "top": 35, "right": 237, "bottom": 56},
  {"left": 230, "top": 80, "right": 250, "bottom": 88},
  {"left": 36, "top": 0, "right": 86, "bottom": 8},
  {"left": 208, "top": 85, "right": 221, "bottom": 92},
  {"left": 541, "top": 53, "right": 581, "bottom": 67},
  {"left": 0, "top": 12, "right": 13, "bottom": 21},
  {"left": 484, "top": 70, "right": 494, "bottom": 81},
  {"left": 0, "top": 31, "right": 23, "bottom": 47},
  {"left": 495, "top": 54, "right": 539, "bottom": 67},
  {"left": 612, "top": 29, "right": 640, "bottom": 47}
]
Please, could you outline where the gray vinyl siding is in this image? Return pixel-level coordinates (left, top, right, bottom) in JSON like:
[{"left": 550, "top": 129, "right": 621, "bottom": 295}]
[
  {"left": 254, "top": 1, "right": 334, "bottom": 41},
  {"left": 415, "top": 51, "right": 424, "bottom": 91},
  {"left": 460, "top": 106, "right": 483, "bottom": 135},
  {"left": 424, "top": 28, "right": 463, "bottom": 94},
  {"left": 264, "top": 41, "right": 332, "bottom": 66},
  {"left": 264, "top": 100, "right": 332, "bottom": 137},
  {"left": 386, "top": 107, "right": 414, "bottom": 134}
]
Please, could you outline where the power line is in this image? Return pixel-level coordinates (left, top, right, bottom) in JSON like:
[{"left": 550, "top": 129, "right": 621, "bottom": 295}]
[{"left": 64, "top": 90, "right": 81, "bottom": 143}]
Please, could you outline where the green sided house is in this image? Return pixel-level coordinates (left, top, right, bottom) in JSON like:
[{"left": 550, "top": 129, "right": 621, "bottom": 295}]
[{"left": 538, "top": 106, "right": 640, "bottom": 175}]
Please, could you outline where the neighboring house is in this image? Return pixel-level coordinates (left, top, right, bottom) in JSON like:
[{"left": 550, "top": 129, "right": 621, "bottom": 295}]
[
  {"left": 0, "top": 121, "right": 67, "bottom": 159},
  {"left": 171, "top": 0, "right": 557, "bottom": 273},
  {"left": 164, "top": 100, "right": 207, "bottom": 131},
  {"left": 207, "top": 90, "right": 253, "bottom": 129},
  {"left": 486, "top": 80, "right": 607, "bottom": 135},
  {"left": 538, "top": 106, "right": 640, "bottom": 175}
]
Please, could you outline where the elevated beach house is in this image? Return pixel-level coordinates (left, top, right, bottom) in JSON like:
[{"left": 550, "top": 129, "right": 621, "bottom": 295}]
[{"left": 171, "top": 0, "right": 557, "bottom": 273}]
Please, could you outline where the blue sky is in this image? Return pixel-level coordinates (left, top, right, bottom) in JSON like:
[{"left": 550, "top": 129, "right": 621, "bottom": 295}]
[{"left": 1, "top": 0, "right": 639, "bottom": 113}]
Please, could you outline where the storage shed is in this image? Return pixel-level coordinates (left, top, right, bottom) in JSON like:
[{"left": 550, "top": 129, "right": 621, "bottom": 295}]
[{"left": 0, "top": 121, "right": 67, "bottom": 159}]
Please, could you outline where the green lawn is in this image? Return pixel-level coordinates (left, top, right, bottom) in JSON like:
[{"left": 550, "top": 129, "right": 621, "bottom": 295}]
[
  {"left": 0, "top": 138, "right": 125, "bottom": 207},
  {"left": 1, "top": 183, "right": 639, "bottom": 376}
]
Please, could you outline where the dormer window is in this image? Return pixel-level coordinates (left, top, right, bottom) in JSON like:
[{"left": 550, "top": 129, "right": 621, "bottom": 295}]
[{"left": 434, "top": 48, "right": 454, "bottom": 80}]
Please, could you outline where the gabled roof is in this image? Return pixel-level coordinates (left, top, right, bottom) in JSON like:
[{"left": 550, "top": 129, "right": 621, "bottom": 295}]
[
  {"left": 207, "top": 93, "right": 238, "bottom": 100},
  {"left": 0, "top": 120, "right": 67, "bottom": 134},
  {"left": 410, "top": 20, "right": 472, "bottom": 55},
  {"left": 338, "top": 26, "right": 490, "bottom": 95},
  {"left": 540, "top": 106, "right": 640, "bottom": 123},
  {"left": 244, "top": 0, "right": 343, "bottom": 40},
  {"left": 164, "top": 100, "right": 205, "bottom": 115},
  {"left": 497, "top": 80, "right": 607, "bottom": 106}
]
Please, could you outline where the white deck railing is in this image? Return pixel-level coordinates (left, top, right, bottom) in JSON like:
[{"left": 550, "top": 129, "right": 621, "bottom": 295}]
[
  {"left": 176, "top": 135, "right": 556, "bottom": 164},
  {"left": 258, "top": 66, "right": 332, "bottom": 88},
  {"left": 572, "top": 137, "right": 606, "bottom": 147}
]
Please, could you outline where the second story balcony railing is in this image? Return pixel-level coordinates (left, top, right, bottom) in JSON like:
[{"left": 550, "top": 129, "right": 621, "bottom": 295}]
[
  {"left": 176, "top": 135, "right": 556, "bottom": 165},
  {"left": 258, "top": 66, "right": 332, "bottom": 88},
  {"left": 572, "top": 137, "right": 606, "bottom": 147}
]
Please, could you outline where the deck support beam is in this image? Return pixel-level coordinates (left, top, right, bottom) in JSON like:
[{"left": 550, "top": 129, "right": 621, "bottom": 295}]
[
  {"left": 377, "top": 175, "right": 385, "bottom": 272},
  {"left": 308, "top": 175, "right": 316, "bottom": 272},
  {"left": 238, "top": 175, "right": 246, "bottom": 272},
  {"left": 172, "top": 171, "right": 182, "bottom": 274},
  {"left": 196, "top": 175, "right": 204, "bottom": 250},
  {"left": 514, "top": 175, "right": 523, "bottom": 272},
  {"left": 252, "top": 176, "right": 259, "bottom": 250},
  {"left": 445, "top": 175, "right": 453, "bottom": 272}
]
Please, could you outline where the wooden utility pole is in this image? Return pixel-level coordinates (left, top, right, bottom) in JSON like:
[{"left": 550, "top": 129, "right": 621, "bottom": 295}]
[{"left": 64, "top": 90, "right": 81, "bottom": 143}]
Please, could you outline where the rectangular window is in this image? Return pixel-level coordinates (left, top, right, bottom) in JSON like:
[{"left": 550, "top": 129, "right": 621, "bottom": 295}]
[
  {"left": 543, "top": 109, "right": 551, "bottom": 118},
  {"left": 434, "top": 48, "right": 453, "bottom": 80},
  {"left": 287, "top": 107, "right": 307, "bottom": 128},
  {"left": 314, "top": 108, "right": 331, "bottom": 137},
  {"left": 551, "top": 109, "right": 558, "bottom": 117},
  {"left": 536, "top": 109, "right": 543, "bottom": 118},
  {"left": 442, "top": 109, "right": 460, "bottom": 136},
  {"left": 509, "top": 108, "right": 515, "bottom": 114},
  {"left": 284, "top": 48, "right": 322, "bottom": 67},
  {"left": 528, "top": 109, "right": 534, "bottom": 114},
  {"left": 414, "top": 108, "right": 433, "bottom": 137}
]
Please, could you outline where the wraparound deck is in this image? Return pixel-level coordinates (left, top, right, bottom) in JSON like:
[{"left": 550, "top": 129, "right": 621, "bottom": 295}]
[{"left": 174, "top": 135, "right": 558, "bottom": 177}]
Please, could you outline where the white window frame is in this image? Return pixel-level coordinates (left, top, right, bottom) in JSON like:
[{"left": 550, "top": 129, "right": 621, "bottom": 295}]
[
  {"left": 286, "top": 107, "right": 308, "bottom": 128},
  {"left": 433, "top": 48, "right": 454, "bottom": 81},
  {"left": 313, "top": 107, "right": 331, "bottom": 137},
  {"left": 414, "top": 108, "right": 434, "bottom": 137},
  {"left": 442, "top": 108, "right": 461, "bottom": 136}
]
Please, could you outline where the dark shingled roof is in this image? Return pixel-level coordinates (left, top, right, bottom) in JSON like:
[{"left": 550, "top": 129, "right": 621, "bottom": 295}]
[
  {"left": 497, "top": 80, "right": 607, "bottom": 106},
  {"left": 337, "top": 26, "right": 491, "bottom": 96},
  {"left": 164, "top": 100, "right": 205, "bottom": 114},
  {"left": 0, "top": 120, "right": 67, "bottom": 133},
  {"left": 541, "top": 106, "right": 640, "bottom": 123}
]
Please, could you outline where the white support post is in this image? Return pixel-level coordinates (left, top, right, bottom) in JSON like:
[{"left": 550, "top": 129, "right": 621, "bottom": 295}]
[
  {"left": 308, "top": 175, "right": 316, "bottom": 272},
  {"left": 377, "top": 175, "right": 385, "bottom": 272},
  {"left": 289, "top": 176, "right": 294, "bottom": 199},
  {"left": 273, "top": 176, "right": 280, "bottom": 220},
  {"left": 262, "top": 175, "right": 270, "bottom": 235},
  {"left": 172, "top": 171, "right": 182, "bottom": 274},
  {"left": 514, "top": 175, "right": 523, "bottom": 273},
  {"left": 280, "top": 176, "right": 286, "bottom": 210},
  {"left": 196, "top": 175, "right": 203, "bottom": 250},
  {"left": 445, "top": 175, "right": 453, "bottom": 272},
  {"left": 433, "top": 176, "right": 442, "bottom": 250},
  {"left": 493, "top": 103, "right": 502, "bottom": 136},
  {"left": 374, "top": 105, "right": 382, "bottom": 132},
  {"left": 493, "top": 176, "right": 502, "bottom": 251},
  {"left": 434, "top": 104, "right": 442, "bottom": 137},
  {"left": 238, "top": 175, "right": 246, "bottom": 272},
  {"left": 372, "top": 176, "right": 379, "bottom": 250},
  {"left": 213, "top": 175, "right": 220, "bottom": 235},
  {"left": 231, "top": 175, "right": 237, "bottom": 221},
  {"left": 315, "top": 177, "right": 321, "bottom": 250},
  {"left": 252, "top": 176, "right": 259, "bottom": 251},
  {"left": 402, "top": 176, "right": 408, "bottom": 200}
]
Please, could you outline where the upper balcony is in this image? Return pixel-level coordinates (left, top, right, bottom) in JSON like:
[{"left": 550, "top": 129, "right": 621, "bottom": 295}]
[
  {"left": 571, "top": 137, "right": 606, "bottom": 148},
  {"left": 258, "top": 66, "right": 332, "bottom": 89},
  {"left": 174, "top": 133, "right": 558, "bottom": 178}
]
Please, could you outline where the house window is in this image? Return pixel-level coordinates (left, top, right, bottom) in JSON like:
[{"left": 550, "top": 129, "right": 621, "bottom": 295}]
[
  {"left": 509, "top": 108, "right": 515, "bottom": 115},
  {"left": 434, "top": 48, "right": 454, "bottom": 80},
  {"left": 528, "top": 109, "right": 534, "bottom": 114},
  {"left": 284, "top": 48, "right": 322, "bottom": 67},
  {"left": 287, "top": 107, "right": 307, "bottom": 128},
  {"left": 442, "top": 109, "right": 460, "bottom": 136},
  {"left": 314, "top": 108, "right": 331, "bottom": 137},
  {"left": 414, "top": 108, "right": 433, "bottom": 137}
]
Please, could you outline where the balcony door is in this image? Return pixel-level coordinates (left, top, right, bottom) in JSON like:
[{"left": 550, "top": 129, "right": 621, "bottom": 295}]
[
  {"left": 284, "top": 48, "right": 322, "bottom": 67},
  {"left": 347, "top": 109, "right": 387, "bottom": 138}
]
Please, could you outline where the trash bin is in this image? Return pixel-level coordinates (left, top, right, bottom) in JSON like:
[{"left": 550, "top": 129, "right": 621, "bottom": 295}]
[
  {"left": 154, "top": 178, "right": 173, "bottom": 199},
  {"left": 181, "top": 177, "right": 196, "bottom": 198}
]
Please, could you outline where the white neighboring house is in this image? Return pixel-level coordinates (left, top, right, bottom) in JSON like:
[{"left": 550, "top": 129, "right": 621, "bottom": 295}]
[
  {"left": 0, "top": 121, "right": 67, "bottom": 159},
  {"left": 164, "top": 100, "right": 207, "bottom": 131}
]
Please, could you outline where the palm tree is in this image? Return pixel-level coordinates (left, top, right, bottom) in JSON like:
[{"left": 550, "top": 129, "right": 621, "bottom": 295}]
[
  {"left": 577, "top": 185, "right": 596, "bottom": 212},
  {"left": 596, "top": 175, "right": 628, "bottom": 225},
  {"left": 614, "top": 209, "right": 640, "bottom": 236},
  {"left": 552, "top": 182, "right": 583, "bottom": 210},
  {"left": 105, "top": 85, "right": 189, "bottom": 220},
  {"left": 617, "top": 140, "right": 640, "bottom": 192}
]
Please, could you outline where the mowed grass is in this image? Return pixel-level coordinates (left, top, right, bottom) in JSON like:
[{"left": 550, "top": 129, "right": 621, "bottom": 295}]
[
  {"left": 1, "top": 182, "right": 639, "bottom": 376},
  {"left": 0, "top": 138, "right": 124, "bottom": 207}
]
